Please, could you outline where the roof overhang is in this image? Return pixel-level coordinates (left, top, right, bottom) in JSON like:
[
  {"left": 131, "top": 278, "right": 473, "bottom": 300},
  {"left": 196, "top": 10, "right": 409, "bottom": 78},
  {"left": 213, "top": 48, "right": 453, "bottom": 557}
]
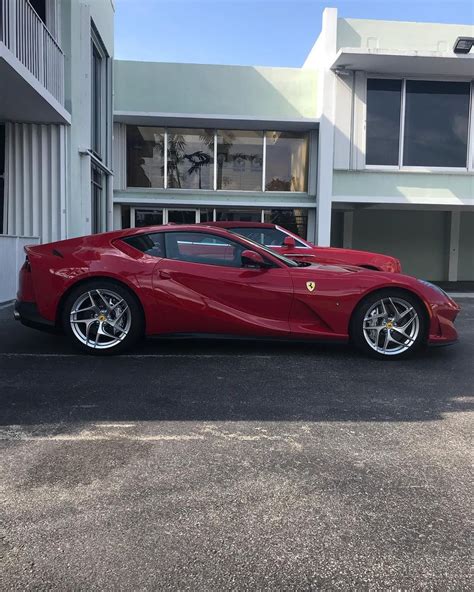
[
  {"left": 0, "top": 44, "right": 71, "bottom": 125},
  {"left": 331, "top": 48, "right": 474, "bottom": 77},
  {"left": 114, "top": 111, "right": 319, "bottom": 132}
]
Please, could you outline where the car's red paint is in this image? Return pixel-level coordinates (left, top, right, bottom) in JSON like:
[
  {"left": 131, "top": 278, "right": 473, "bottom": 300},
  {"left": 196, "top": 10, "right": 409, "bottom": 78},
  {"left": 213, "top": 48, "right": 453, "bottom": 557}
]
[
  {"left": 16, "top": 225, "right": 459, "bottom": 347},
  {"left": 203, "top": 221, "right": 402, "bottom": 273}
]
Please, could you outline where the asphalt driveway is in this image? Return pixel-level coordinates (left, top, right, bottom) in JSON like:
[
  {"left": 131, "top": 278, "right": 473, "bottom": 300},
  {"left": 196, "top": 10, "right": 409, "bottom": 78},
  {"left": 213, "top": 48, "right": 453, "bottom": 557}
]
[{"left": 1, "top": 299, "right": 473, "bottom": 590}]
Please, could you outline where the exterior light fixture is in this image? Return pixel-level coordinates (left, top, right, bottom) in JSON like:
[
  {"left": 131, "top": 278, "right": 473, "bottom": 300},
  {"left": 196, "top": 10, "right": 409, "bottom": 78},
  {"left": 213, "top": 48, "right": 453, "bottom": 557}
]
[{"left": 453, "top": 37, "right": 474, "bottom": 54}]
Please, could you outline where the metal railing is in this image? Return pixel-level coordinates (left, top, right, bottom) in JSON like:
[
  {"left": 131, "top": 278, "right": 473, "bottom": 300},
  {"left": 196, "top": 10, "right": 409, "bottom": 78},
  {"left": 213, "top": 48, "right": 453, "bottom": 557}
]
[{"left": 0, "top": 0, "right": 64, "bottom": 104}]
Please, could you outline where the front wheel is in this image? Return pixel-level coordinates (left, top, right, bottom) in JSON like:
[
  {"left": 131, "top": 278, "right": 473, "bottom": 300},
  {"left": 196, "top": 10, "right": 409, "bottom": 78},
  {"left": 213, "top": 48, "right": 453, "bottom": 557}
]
[
  {"left": 351, "top": 291, "right": 427, "bottom": 360},
  {"left": 62, "top": 280, "right": 143, "bottom": 355}
]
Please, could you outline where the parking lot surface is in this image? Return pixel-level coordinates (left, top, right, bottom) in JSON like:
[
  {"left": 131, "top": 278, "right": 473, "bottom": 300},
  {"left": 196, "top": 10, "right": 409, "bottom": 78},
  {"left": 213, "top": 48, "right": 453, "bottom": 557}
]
[{"left": 1, "top": 299, "right": 473, "bottom": 591}]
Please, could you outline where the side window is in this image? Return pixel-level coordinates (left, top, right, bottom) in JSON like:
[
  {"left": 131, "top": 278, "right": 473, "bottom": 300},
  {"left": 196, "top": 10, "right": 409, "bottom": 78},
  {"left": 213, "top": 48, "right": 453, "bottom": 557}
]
[
  {"left": 232, "top": 227, "right": 287, "bottom": 247},
  {"left": 164, "top": 232, "right": 246, "bottom": 267},
  {"left": 123, "top": 232, "right": 165, "bottom": 257}
]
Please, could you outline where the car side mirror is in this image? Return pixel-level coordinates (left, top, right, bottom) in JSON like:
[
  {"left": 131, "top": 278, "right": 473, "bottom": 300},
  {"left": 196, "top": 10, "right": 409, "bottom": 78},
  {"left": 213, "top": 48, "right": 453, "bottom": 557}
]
[
  {"left": 283, "top": 236, "right": 296, "bottom": 248},
  {"left": 241, "top": 249, "right": 268, "bottom": 268}
]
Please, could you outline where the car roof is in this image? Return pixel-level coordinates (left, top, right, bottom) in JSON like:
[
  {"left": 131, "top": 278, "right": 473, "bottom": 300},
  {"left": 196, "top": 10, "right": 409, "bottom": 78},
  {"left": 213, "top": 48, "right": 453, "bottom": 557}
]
[
  {"left": 202, "top": 221, "right": 276, "bottom": 229},
  {"left": 115, "top": 224, "right": 241, "bottom": 238}
]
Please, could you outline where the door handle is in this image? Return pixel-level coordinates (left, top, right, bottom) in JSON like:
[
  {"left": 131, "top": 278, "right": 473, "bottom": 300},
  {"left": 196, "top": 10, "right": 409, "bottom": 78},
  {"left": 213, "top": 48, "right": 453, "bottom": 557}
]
[{"left": 159, "top": 270, "right": 171, "bottom": 279}]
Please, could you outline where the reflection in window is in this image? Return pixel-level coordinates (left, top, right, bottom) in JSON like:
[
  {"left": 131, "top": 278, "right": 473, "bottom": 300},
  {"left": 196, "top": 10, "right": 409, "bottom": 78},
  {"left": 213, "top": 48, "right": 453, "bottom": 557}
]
[
  {"left": 366, "top": 79, "right": 402, "bottom": 166},
  {"left": 164, "top": 232, "right": 244, "bottom": 267},
  {"left": 403, "top": 81, "right": 470, "bottom": 167},
  {"left": 231, "top": 227, "right": 287, "bottom": 247},
  {"left": 127, "top": 126, "right": 165, "bottom": 188},
  {"left": 167, "top": 129, "right": 214, "bottom": 189},
  {"left": 124, "top": 233, "right": 165, "bottom": 257},
  {"left": 167, "top": 209, "right": 197, "bottom": 224},
  {"left": 264, "top": 209, "right": 307, "bottom": 239},
  {"left": 215, "top": 209, "right": 262, "bottom": 222},
  {"left": 217, "top": 131, "right": 263, "bottom": 191},
  {"left": 199, "top": 208, "right": 214, "bottom": 223},
  {"left": 135, "top": 208, "right": 163, "bottom": 227},
  {"left": 265, "top": 132, "right": 308, "bottom": 191}
]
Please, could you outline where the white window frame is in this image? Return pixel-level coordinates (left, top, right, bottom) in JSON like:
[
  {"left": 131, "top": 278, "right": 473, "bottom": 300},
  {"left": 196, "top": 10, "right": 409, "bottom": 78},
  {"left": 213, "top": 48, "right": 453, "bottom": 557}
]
[
  {"left": 365, "top": 76, "right": 474, "bottom": 173},
  {"left": 0, "top": 124, "right": 5, "bottom": 234},
  {"left": 125, "top": 127, "right": 311, "bottom": 194},
  {"left": 91, "top": 23, "right": 110, "bottom": 163}
]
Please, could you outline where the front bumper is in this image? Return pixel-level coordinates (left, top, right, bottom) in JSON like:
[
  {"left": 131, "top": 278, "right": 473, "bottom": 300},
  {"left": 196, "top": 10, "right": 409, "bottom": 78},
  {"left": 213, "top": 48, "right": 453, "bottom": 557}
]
[
  {"left": 427, "top": 299, "right": 460, "bottom": 347},
  {"left": 14, "top": 301, "right": 58, "bottom": 333}
]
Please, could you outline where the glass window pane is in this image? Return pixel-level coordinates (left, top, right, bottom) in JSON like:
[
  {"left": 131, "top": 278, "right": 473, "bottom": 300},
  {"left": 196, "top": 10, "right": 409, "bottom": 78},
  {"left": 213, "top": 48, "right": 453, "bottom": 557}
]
[
  {"left": 264, "top": 209, "right": 308, "bottom": 239},
  {"left": 91, "top": 165, "right": 104, "bottom": 234},
  {"left": 127, "top": 126, "right": 165, "bottom": 188},
  {"left": 265, "top": 132, "right": 308, "bottom": 191},
  {"left": 231, "top": 227, "right": 287, "bottom": 246},
  {"left": 366, "top": 79, "right": 402, "bottom": 166},
  {"left": 167, "top": 209, "right": 197, "bottom": 224},
  {"left": 215, "top": 209, "right": 262, "bottom": 222},
  {"left": 199, "top": 208, "right": 214, "bottom": 223},
  {"left": 217, "top": 130, "right": 263, "bottom": 191},
  {"left": 0, "top": 124, "right": 5, "bottom": 176},
  {"left": 135, "top": 208, "right": 163, "bottom": 227},
  {"left": 167, "top": 129, "right": 214, "bottom": 189},
  {"left": 91, "top": 44, "right": 102, "bottom": 157},
  {"left": 0, "top": 177, "right": 4, "bottom": 234},
  {"left": 403, "top": 81, "right": 470, "bottom": 167},
  {"left": 124, "top": 233, "right": 165, "bottom": 257},
  {"left": 164, "top": 232, "right": 245, "bottom": 267},
  {"left": 121, "top": 205, "right": 131, "bottom": 229}
]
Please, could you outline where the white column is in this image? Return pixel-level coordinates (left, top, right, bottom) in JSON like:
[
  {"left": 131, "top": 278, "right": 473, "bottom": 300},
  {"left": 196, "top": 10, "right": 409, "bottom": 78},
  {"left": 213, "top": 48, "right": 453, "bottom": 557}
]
[
  {"left": 315, "top": 8, "right": 338, "bottom": 246},
  {"left": 448, "top": 211, "right": 461, "bottom": 282}
]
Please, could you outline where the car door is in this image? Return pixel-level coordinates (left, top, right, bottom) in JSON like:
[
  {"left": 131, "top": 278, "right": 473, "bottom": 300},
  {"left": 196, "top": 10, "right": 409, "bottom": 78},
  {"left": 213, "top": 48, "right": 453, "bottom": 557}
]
[{"left": 152, "top": 230, "right": 294, "bottom": 336}]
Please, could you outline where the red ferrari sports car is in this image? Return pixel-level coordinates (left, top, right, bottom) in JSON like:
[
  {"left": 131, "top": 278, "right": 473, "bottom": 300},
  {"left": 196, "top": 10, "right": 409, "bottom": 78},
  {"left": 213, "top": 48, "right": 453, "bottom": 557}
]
[
  {"left": 14, "top": 224, "right": 459, "bottom": 359},
  {"left": 204, "top": 221, "right": 402, "bottom": 273}
]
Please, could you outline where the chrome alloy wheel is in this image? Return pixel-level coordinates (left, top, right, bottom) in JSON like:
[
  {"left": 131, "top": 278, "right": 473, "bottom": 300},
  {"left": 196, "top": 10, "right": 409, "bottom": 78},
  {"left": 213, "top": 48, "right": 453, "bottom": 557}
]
[
  {"left": 69, "top": 289, "right": 132, "bottom": 350},
  {"left": 362, "top": 297, "right": 420, "bottom": 356}
]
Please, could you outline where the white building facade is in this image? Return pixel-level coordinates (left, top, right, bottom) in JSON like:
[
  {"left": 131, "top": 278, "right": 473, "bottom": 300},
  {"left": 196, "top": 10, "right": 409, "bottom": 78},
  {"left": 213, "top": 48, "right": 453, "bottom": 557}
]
[
  {"left": 1, "top": 4, "right": 472, "bottom": 301},
  {"left": 0, "top": 0, "right": 114, "bottom": 301},
  {"left": 112, "top": 8, "right": 473, "bottom": 282}
]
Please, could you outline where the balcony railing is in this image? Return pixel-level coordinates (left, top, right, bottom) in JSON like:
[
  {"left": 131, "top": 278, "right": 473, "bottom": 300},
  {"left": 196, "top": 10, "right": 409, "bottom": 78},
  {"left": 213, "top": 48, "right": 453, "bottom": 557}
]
[{"left": 0, "top": 0, "right": 64, "bottom": 105}]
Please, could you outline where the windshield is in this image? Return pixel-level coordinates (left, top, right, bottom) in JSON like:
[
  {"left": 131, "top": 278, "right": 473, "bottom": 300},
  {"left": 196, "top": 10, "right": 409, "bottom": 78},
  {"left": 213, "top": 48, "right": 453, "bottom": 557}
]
[{"left": 232, "top": 233, "right": 301, "bottom": 267}]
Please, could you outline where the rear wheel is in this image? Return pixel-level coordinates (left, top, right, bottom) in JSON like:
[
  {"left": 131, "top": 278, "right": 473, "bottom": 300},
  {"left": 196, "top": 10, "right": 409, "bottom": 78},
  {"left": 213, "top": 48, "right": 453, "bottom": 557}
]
[
  {"left": 351, "top": 291, "right": 427, "bottom": 360},
  {"left": 62, "top": 280, "right": 143, "bottom": 355}
]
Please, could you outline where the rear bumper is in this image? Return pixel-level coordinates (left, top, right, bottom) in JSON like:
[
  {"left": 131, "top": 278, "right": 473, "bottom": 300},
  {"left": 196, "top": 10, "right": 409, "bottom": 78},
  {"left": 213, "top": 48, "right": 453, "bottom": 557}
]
[{"left": 14, "top": 301, "right": 59, "bottom": 333}]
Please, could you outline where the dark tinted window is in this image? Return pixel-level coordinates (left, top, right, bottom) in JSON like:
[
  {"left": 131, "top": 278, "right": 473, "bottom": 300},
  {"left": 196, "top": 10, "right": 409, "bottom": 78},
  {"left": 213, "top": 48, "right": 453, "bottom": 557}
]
[
  {"left": 231, "top": 227, "right": 287, "bottom": 246},
  {"left": 403, "top": 81, "right": 470, "bottom": 167},
  {"left": 0, "top": 124, "right": 4, "bottom": 176},
  {"left": 264, "top": 131, "right": 308, "bottom": 191},
  {"left": 135, "top": 208, "right": 163, "bottom": 227},
  {"left": 127, "top": 126, "right": 165, "bottom": 188},
  {"left": 164, "top": 232, "right": 245, "bottom": 267},
  {"left": 124, "top": 233, "right": 165, "bottom": 257},
  {"left": 366, "top": 79, "right": 402, "bottom": 165}
]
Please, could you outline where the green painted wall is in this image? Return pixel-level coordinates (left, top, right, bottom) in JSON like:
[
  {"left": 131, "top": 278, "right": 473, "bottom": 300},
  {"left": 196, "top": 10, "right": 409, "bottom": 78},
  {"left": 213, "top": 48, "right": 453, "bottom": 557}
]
[
  {"left": 459, "top": 212, "right": 474, "bottom": 281},
  {"left": 352, "top": 210, "right": 449, "bottom": 280},
  {"left": 114, "top": 61, "right": 318, "bottom": 119},
  {"left": 337, "top": 18, "right": 474, "bottom": 51},
  {"left": 333, "top": 171, "right": 474, "bottom": 201}
]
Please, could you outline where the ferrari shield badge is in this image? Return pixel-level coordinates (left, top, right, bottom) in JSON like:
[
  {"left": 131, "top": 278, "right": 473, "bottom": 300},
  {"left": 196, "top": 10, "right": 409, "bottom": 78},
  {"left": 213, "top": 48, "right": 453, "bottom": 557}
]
[{"left": 306, "top": 281, "right": 316, "bottom": 292}]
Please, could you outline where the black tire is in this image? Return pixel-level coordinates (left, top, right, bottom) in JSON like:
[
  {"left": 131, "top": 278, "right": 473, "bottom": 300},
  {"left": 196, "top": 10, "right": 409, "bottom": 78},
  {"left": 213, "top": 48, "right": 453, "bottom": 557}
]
[
  {"left": 350, "top": 289, "right": 428, "bottom": 360},
  {"left": 61, "top": 279, "right": 144, "bottom": 355}
]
